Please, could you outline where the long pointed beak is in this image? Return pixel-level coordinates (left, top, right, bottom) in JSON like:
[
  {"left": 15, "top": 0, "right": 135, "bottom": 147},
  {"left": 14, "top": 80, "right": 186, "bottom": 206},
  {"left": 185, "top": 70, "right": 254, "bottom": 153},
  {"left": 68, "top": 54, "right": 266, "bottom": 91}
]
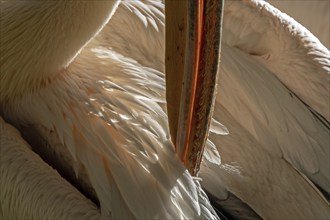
[{"left": 165, "top": 0, "right": 224, "bottom": 175}]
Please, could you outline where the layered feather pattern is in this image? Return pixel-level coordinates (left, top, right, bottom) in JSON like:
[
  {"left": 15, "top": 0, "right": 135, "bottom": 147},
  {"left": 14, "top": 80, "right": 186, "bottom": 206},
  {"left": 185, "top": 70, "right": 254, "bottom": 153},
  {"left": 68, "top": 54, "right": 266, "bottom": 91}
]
[
  {"left": 200, "top": 1, "right": 330, "bottom": 218},
  {"left": 1, "top": 0, "right": 330, "bottom": 219},
  {"left": 4, "top": 28, "right": 219, "bottom": 220}
]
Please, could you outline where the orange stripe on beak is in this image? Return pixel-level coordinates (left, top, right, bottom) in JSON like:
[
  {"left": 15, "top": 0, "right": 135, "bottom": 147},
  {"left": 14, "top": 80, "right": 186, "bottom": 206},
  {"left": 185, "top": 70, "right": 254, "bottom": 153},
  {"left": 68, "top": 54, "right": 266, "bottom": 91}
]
[
  {"left": 182, "top": 0, "right": 204, "bottom": 165},
  {"left": 165, "top": 0, "right": 224, "bottom": 175}
]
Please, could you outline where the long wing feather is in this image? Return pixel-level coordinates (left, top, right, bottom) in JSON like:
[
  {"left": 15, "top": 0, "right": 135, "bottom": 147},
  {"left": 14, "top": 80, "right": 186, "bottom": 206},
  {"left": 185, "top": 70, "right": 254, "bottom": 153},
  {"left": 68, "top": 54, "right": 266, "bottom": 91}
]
[
  {"left": 201, "top": 1, "right": 330, "bottom": 218},
  {"left": 0, "top": 117, "right": 101, "bottom": 219},
  {"left": 202, "top": 105, "right": 329, "bottom": 219},
  {"left": 223, "top": 0, "right": 330, "bottom": 122},
  {"left": 4, "top": 43, "right": 219, "bottom": 219},
  {"left": 220, "top": 0, "right": 330, "bottom": 194}
]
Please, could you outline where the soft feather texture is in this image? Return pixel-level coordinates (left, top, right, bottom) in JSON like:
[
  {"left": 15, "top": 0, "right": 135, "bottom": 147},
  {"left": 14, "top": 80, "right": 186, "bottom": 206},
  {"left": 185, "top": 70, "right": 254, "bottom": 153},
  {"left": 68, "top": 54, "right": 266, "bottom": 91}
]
[
  {"left": 220, "top": 0, "right": 330, "bottom": 194},
  {"left": 1, "top": 0, "right": 330, "bottom": 219},
  {"left": 223, "top": 0, "right": 330, "bottom": 122},
  {"left": 0, "top": 1, "right": 120, "bottom": 103},
  {"left": 97, "top": 0, "right": 165, "bottom": 72},
  {"left": 0, "top": 117, "right": 101, "bottom": 219},
  {"left": 1, "top": 1, "right": 219, "bottom": 219},
  {"left": 201, "top": 44, "right": 330, "bottom": 219},
  {"left": 268, "top": 0, "right": 330, "bottom": 49},
  {"left": 200, "top": 1, "right": 330, "bottom": 219}
]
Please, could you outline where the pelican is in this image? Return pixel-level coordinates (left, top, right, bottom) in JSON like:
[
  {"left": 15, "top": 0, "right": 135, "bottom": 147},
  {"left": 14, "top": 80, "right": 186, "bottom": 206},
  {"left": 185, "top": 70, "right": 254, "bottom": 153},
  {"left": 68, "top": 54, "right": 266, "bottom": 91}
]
[
  {"left": 1, "top": 0, "right": 330, "bottom": 219},
  {"left": 1, "top": 0, "right": 223, "bottom": 219}
]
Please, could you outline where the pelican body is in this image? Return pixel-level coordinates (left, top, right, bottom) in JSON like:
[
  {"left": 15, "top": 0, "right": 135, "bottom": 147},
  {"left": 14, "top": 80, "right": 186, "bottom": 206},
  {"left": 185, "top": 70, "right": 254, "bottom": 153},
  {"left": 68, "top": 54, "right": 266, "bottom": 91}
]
[
  {"left": 0, "top": 0, "right": 222, "bottom": 219},
  {"left": 1, "top": 0, "right": 330, "bottom": 219}
]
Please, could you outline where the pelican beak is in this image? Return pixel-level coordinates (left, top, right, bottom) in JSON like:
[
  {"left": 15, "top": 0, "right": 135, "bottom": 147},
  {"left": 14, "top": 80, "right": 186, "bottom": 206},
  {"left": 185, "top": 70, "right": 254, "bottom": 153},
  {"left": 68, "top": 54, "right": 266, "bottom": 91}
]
[{"left": 165, "top": 0, "right": 224, "bottom": 175}]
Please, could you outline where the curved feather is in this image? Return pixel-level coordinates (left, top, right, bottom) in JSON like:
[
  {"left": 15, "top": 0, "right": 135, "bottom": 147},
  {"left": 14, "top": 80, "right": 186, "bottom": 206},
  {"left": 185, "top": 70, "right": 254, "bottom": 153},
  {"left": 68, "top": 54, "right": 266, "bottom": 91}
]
[
  {"left": 0, "top": 117, "right": 101, "bottom": 219},
  {"left": 223, "top": 0, "right": 330, "bottom": 122},
  {"left": 220, "top": 0, "right": 330, "bottom": 195},
  {"left": 268, "top": 0, "right": 329, "bottom": 49},
  {"left": 2, "top": 0, "right": 329, "bottom": 219},
  {"left": 4, "top": 41, "right": 219, "bottom": 220},
  {"left": 201, "top": 0, "right": 330, "bottom": 218}
]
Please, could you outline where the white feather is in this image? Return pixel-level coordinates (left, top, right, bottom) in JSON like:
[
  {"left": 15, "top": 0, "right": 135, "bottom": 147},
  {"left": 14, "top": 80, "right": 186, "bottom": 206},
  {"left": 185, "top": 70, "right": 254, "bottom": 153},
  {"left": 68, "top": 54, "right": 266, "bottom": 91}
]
[
  {"left": 1, "top": 0, "right": 329, "bottom": 219},
  {"left": 0, "top": 117, "right": 101, "bottom": 219},
  {"left": 201, "top": 1, "right": 329, "bottom": 219},
  {"left": 2, "top": 5, "right": 219, "bottom": 218}
]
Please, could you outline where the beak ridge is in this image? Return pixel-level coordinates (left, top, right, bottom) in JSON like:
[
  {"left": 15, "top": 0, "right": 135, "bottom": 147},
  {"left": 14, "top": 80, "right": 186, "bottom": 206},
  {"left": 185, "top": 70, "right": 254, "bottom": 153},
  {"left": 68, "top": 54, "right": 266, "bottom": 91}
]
[{"left": 165, "top": 0, "right": 224, "bottom": 175}]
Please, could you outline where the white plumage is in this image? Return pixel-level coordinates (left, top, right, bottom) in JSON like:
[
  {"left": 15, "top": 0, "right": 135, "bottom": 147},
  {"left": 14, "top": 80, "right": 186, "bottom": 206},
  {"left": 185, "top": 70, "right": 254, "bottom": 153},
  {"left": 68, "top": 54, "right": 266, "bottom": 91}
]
[
  {"left": 200, "top": 2, "right": 329, "bottom": 218},
  {"left": 268, "top": 0, "right": 329, "bottom": 49},
  {"left": 1, "top": 0, "right": 329, "bottom": 219},
  {"left": 1, "top": 1, "right": 218, "bottom": 219}
]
